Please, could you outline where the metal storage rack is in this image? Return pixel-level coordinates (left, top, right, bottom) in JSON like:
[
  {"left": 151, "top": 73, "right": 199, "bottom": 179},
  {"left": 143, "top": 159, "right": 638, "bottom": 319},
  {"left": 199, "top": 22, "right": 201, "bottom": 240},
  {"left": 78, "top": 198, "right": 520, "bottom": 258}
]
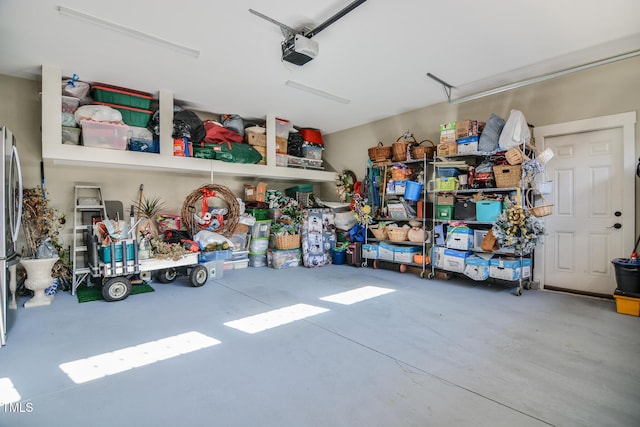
[
  {"left": 429, "top": 149, "right": 534, "bottom": 296},
  {"left": 362, "top": 155, "right": 433, "bottom": 278}
]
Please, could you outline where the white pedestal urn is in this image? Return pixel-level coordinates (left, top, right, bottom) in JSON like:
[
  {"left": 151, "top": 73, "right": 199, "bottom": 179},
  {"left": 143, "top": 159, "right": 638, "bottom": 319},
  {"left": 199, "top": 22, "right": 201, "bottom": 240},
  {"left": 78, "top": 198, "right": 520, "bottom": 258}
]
[{"left": 20, "top": 257, "right": 59, "bottom": 308}]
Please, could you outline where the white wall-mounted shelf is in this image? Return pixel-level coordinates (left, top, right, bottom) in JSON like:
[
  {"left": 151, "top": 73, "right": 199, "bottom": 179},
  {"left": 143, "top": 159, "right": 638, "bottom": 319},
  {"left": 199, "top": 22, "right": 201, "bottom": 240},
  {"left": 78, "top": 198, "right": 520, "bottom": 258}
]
[{"left": 41, "top": 65, "right": 337, "bottom": 183}]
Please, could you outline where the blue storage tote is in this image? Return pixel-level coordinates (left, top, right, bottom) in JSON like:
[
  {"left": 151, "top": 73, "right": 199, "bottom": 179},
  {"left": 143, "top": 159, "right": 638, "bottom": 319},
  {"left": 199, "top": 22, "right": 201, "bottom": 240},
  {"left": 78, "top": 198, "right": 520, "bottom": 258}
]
[
  {"left": 378, "top": 241, "right": 397, "bottom": 261},
  {"left": 393, "top": 245, "right": 420, "bottom": 263},
  {"left": 445, "top": 227, "right": 474, "bottom": 250},
  {"left": 362, "top": 243, "right": 379, "bottom": 259},
  {"left": 463, "top": 254, "right": 493, "bottom": 281},
  {"left": 129, "top": 138, "right": 159, "bottom": 153},
  {"left": 432, "top": 246, "right": 471, "bottom": 273},
  {"left": 198, "top": 249, "right": 232, "bottom": 263},
  {"left": 437, "top": 167, "right": 460, "bottom": 177},
  {"left": 476, "top": 200, "right": 503, "bottom": 222},
  {"left": 489, "top": 257, "right": 532, "bottom": 281}
]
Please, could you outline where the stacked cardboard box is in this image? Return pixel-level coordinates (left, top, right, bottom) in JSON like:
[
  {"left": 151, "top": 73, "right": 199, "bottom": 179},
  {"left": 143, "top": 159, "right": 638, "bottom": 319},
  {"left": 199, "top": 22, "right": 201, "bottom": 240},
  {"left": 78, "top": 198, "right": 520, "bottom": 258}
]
[
  {"left": 455, "top": 120, "right": 485, "bottom": 154},
  {"left": 438, "top": 122, "right": 457, "bottom": 156},
  {"left": 245, "top": 127, "right": 287, "bottom": 164}
]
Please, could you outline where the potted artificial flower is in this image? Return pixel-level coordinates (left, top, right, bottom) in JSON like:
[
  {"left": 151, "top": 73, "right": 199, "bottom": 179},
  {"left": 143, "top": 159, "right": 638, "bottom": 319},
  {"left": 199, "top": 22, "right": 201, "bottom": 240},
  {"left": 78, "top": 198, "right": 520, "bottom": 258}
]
[
  {"left": 20, "top": 187, "right": 67, "bottom": 307},
  {"left": 271, "top": 205, "right": 303, "bottom": 249},
  {"left": 349, "top": 193, "right": 372, "bottom": 242}
]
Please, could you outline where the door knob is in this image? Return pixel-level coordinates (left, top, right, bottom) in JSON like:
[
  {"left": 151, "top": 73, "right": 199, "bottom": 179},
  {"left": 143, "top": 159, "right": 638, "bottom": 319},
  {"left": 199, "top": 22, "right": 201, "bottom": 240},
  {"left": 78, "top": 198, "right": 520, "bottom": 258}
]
[
  {"left": 614, "top": 211, "right": 622, "bottom": 217},
  {"left": 608, "top": 223, "right": 622, "bottom": 229}
]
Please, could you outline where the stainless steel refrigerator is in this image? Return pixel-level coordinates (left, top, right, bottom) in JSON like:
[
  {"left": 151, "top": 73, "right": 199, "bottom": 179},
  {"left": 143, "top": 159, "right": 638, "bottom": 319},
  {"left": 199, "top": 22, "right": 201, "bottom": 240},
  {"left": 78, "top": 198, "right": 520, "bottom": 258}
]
[{"left": 1, "top": 126, "right": 23, "bottom": 346}]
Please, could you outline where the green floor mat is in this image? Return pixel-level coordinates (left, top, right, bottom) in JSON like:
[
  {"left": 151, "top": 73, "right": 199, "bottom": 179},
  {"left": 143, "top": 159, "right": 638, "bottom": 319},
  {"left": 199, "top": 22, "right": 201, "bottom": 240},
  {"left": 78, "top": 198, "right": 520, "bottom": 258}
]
[{"left": 76, "top": 283, "right": 155, "bottom": 303}]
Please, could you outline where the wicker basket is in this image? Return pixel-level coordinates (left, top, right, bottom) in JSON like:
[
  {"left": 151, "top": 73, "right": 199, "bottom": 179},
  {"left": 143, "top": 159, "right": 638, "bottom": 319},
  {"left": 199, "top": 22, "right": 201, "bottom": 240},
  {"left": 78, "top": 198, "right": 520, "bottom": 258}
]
[
  {"left": 368, "top": 141, "right": 392, "bottom": 163},
  {"left": 505, "top": 147, "right": 525, "bottom": 165},
  {"left": 493, "top": 165, "right": 522, "bottom": 188},
  {"left": 274, "top": 234, "right": 301, "bottom": 249},
  {"left": 386, "top": 226, "right": 409, "bottom": 242},
  {"left": 393, "top": 134, "right": 417, "bottom": 162},
  {"left": 370, "top": 225, "right": 388, "bottom": 240},
  {"left": 410, "top": 139, "right": 435, "bottom": 160},
  {"left": 391, "top": 167, "right": 413, "bottom": 180},
  {"left": 233, "top": 223, "right": 250, "bottom": 234},
  {"left": 526, "top": 190, "right": 554, "bottom": 217}
]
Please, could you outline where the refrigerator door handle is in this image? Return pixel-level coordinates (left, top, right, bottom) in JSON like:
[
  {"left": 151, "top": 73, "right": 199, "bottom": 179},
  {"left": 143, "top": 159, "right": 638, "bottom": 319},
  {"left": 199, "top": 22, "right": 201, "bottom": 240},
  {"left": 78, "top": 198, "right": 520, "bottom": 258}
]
[{"left": 10, "top": 145, "right": 23, "bottom": 243}]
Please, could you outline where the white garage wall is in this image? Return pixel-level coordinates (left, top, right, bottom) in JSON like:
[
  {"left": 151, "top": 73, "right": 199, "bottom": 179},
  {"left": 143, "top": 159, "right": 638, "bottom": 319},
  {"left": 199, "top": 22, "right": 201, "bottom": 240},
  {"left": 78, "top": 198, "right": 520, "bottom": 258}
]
[{"left": 322, "top": 55, "right": 640, "bottom": 233}]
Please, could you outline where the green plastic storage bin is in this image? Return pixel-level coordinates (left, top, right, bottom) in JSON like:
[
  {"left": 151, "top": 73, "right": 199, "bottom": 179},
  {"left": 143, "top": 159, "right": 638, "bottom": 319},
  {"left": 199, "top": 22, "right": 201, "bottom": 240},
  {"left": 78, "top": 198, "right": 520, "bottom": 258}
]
[
  {"left": 94, "top": 102, "right": 152, "bottom": 127},
  {"left": 246, "top": 208, "right": 270, "bottom": 220},
  {"left": 285, "top": 184, "right": 313, "bottom": 198},
  {"left": 436, "top": 205, "right": 454, "bottom": 220},
  {"left": 92, "top": 84, "right": 153, "bottom": 109}
]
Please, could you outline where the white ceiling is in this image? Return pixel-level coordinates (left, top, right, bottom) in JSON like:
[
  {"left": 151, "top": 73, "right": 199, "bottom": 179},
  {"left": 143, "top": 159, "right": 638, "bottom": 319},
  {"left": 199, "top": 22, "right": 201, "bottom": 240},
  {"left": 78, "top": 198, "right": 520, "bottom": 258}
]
[{"left": 1, "top": 0, "right": 639, "bottom": 134}]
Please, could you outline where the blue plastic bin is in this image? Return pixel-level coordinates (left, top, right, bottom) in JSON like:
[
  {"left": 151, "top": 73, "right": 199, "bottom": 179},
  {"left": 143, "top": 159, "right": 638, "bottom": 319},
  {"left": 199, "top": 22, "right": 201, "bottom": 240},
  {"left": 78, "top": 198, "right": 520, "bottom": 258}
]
[
  {"left": 331, "top": 248, "right": 346, "bottom": 265},
  {"left": 101, "top": 243, "right": 135, "bottom": 263},
  {"left": 476, "top": 200, "right": 502, "bottom": 222},
  {"left": 198, "top": 250, "right": 232, "bottom": 263}
]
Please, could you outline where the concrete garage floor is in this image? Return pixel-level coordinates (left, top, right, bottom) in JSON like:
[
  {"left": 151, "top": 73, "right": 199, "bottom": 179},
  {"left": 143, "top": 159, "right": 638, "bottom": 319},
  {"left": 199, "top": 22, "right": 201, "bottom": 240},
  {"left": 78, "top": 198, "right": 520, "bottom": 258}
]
[{"left": 1, "top": 265, "right": 639, "bottom": 427}]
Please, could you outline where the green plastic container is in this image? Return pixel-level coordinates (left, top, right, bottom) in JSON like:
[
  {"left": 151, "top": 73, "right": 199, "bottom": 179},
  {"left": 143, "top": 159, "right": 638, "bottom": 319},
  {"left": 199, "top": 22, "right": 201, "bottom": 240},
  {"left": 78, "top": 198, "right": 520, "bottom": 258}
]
[
  {"left": 436, "top": 205, "right": 454, "bottom": 220},
  {"left": 246, "top": 208, "right": 270, "bottom": 220},
  {"left": 285, "top": 184, "right": 313, "bottom": 198},
  {"left": 94, "top": 102, "right": 152, "bottom": 127},
  {"left": 92, "top": 84, "right": 153, "bottom": 109}
]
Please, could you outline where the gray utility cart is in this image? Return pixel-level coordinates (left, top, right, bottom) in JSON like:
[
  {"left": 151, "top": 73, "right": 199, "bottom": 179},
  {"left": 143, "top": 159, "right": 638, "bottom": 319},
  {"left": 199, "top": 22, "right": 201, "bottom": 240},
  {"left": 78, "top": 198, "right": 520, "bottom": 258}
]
[{"left": 88, "top": 238, "right": 207, "bottom": 302}]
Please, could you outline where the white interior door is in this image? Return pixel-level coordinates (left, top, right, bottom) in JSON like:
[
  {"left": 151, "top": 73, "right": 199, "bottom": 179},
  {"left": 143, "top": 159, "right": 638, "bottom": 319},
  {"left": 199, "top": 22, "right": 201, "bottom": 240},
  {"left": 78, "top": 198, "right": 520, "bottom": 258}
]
[{"left": 534, "top": 112, "right": 636, "bottom": 295}]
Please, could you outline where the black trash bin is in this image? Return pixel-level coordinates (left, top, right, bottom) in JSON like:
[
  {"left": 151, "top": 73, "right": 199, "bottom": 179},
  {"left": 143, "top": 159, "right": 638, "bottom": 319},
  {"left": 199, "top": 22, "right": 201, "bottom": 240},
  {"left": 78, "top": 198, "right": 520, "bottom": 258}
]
[{"left": 613, "top": 258, "right": 640, "bottom": 294}]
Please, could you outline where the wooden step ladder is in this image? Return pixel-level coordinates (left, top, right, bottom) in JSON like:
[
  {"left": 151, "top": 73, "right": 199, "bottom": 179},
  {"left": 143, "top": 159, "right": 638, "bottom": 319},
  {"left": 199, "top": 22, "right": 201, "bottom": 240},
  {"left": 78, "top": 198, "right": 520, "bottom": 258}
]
[{"left": 72, "top": 185, "right": 108, "bottom": 295}]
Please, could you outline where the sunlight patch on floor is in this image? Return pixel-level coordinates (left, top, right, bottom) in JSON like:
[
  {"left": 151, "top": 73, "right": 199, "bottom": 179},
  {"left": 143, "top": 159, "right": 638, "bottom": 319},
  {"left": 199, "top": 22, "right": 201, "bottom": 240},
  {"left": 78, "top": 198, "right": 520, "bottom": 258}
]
[
  {"left": 320, "top": 286, "right": 396, "bottom": 305},
  {"left": 59, "top": 331, "right": 220, "bottom": 384},
  {"left": 0, "top": 377, "right": 21, "bottom": 405},
  {"left": 224, "top": 303, "right": 329, "bottom": 334}
]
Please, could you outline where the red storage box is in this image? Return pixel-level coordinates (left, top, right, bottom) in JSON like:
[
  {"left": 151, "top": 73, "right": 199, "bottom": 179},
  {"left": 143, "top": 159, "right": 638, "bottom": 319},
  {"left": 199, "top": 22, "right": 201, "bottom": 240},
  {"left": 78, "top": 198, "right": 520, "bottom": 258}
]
[{"left": 299, "top": 128, "right": 323, "bottom": 146}]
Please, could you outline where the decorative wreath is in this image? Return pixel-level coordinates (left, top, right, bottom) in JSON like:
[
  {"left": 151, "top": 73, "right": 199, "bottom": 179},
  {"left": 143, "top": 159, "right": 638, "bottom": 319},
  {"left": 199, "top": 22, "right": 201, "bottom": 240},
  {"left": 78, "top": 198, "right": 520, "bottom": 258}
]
[
  {"left": 181, "top": 184, "right": 240, "bottom": 237},
  {"left": 335, "top": 170, "right": 357, "bottom": 202},
  {"left": 492, "top": 202, "right": 545, "bottom": 254},
  {"left": 350, "top": 193, "right": 372, "bottom": 225}
]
